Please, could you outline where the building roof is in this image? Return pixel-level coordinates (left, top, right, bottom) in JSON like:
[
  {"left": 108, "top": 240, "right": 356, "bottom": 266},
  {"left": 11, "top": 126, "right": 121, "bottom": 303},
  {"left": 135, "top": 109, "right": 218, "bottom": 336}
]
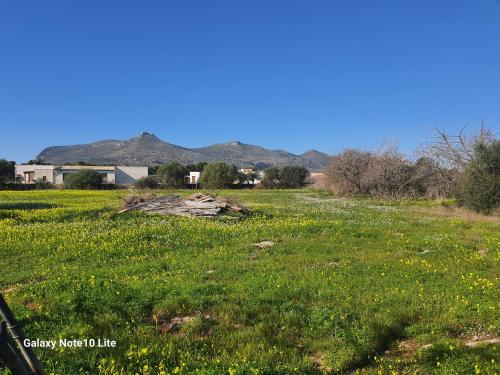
[{"left": 56, "top": 166, "right": 116, "bottom": 171}]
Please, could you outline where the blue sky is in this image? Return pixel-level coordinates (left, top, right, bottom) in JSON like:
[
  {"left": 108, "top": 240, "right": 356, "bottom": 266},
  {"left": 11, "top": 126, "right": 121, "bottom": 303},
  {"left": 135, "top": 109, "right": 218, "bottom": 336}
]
[{"left": 1, "top": 0, "right": 499, "bottom": 162}]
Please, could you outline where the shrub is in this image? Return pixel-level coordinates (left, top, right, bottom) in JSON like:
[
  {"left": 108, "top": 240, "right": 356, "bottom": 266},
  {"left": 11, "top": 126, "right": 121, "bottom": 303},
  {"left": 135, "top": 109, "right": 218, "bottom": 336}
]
[
  {"left": 33, "top": 179, "right": 54, "bottom": 190},
  {"left": 327, "top": 150, "right": 372, "bottom": 194},
  {"left": 157, "top": 162, "right": 188, "bottom": 188},
  {"left": 134, "top": 176, "right": 158, "bottom": 189},
  {"left": 459, "top": 140, "right": 500, "bottom": 214},
  {"left": 280, "top": 166, "right": 309, "bottom": 188},
  {"left": 409, "top": 157, "right": 460, "bottom": 198},
  {"left": 363, "top": 151, "right": 413, "bottom": 197},
  {"left": 237, "top": 171, "right": 250, "bottom": 186},
  {"left": 0, "top": 159, "right": 15, "bottom": 183},
  {"left": 64, "top": 169, "right": 104, "bottom": 189},
  {"left": 185, "top": 162, "right": 207, "bottom": 173},
  {"left": 326, "top": 149, "right": 459, "bottom": 198},
  {"left": 148, "top": 165, "right": 159, "bottom": 175},
  {"left": 200, "top": 162, "right": 238, "bottom": 189},
  {"left": 261, "top": 166, "right": 281, "bottom": 188}
]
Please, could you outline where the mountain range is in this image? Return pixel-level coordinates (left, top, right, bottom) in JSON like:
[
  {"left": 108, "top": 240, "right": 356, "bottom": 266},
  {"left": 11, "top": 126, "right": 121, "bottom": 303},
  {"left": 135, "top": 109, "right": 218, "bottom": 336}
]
[{"left": 37, "top": 132, "right": 332, "bottom": 171}]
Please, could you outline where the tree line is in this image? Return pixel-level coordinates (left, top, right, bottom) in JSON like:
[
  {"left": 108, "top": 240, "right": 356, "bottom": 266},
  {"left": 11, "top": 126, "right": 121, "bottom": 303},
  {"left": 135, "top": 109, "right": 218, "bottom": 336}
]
[{"left": 136, "top": 162, "right": 310, "bottom": 189}]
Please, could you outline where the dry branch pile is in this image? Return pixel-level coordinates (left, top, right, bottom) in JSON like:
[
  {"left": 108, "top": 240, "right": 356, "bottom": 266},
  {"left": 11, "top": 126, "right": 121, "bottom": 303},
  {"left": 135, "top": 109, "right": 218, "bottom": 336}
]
[{"left": 119, "top": 193, "right": 250, "bottom": 218}]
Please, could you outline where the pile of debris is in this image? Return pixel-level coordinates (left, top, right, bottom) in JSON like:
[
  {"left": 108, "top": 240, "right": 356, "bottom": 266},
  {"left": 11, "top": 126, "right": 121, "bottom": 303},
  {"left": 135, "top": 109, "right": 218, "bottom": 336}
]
[{"left": 119, "top": 193, "right": 250, "bottom": 218}]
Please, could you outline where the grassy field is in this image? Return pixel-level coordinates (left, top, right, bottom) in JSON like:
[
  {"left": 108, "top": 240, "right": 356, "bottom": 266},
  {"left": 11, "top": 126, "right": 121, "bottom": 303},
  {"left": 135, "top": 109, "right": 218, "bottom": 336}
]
[{"left": 0, "top": 189, "right": 498, "bottom": 374}]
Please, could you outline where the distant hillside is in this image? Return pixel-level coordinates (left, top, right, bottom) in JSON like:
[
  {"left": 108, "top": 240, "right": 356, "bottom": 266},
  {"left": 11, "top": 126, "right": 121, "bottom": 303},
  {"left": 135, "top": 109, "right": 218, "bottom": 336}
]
[{"left": 37, "top": 132, "right": 332, "bottom": 171}]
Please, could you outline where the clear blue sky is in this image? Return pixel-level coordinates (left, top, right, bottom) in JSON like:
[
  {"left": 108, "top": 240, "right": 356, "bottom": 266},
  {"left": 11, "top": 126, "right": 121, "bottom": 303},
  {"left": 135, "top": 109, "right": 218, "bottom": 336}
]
[{"left": 1, "top": 0, "right": 499, "bottom": 162}]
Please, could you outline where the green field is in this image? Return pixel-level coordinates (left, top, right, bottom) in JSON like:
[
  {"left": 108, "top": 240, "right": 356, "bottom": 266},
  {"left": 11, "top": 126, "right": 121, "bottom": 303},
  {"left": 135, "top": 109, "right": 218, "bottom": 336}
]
[{"left": 0, "top": 189, "right": 498, "bottom": 374}]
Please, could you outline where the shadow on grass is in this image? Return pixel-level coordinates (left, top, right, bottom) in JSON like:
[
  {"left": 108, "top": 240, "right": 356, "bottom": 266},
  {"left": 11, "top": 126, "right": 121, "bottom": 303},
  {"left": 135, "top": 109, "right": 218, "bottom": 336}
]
[
  {"left": 0, "top": 202, "right": 59, "bottom": 210},
  {"left": 346, "top": 310, "right": 419, "bottom": 371}
]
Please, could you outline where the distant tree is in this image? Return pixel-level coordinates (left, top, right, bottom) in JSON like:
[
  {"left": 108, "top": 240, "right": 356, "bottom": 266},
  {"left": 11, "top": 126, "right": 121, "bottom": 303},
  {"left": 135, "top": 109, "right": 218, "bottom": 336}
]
[
  {"left": 0, "top": 159, "right": 15, "bottom": 183},
  {"left": 459, "top": 140, "right": 500, "bottom": 214},
  {"left": 157, "top": 162, "right": 188, "bottom": 188},
  {"left": 255, "top": 162, "right": 270, "bottom": 170},
  {"left": 237, "top": 171, "right": 250, "bottom": 186},
  {"left": 64, "top": 161, "right": 99, "bottom": 166},
  {"left": 280, "top": 166, "right": 309, "bottom": 188},
  {"left": 247, "top": 172, "right": 258, "bottom": 184},
  {"left": 148, "top": 165, "right": 159, "bottom": 175},
  {"left": 64, "top": 169, "right": 103, "bottom": 189},
  {"left": 200, "top": 162, "right": 238, "bottom": 189},
  {"left": 186, "top": 162, "right": 207, "bottom": 172},
  {"left": 261, "top": 166, "right": 281, "bottom": 189},
  {"left": 25, "top": 159, "right": 44, "bottom": 165},
  {"left": 134, "top": 176, "right": 159, "bottom": 189}
]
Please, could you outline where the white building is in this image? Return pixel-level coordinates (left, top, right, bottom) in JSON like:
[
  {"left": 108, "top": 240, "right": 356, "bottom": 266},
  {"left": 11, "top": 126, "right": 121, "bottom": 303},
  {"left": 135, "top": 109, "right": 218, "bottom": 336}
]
[
  {"left": 185, "top": 171, "right": 201, "bottom": 185},
  {"left": 15, "top": 165, "right": 148, "bottom": 185}
]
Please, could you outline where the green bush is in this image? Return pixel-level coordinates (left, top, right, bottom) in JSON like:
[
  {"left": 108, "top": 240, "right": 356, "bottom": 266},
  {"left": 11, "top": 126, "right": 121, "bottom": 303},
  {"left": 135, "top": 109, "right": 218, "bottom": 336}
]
[
  {"left": 157, "top": 162, "right": 188, "bottom": 188},
  {"left": 459, "top": 140, "right": 500, "bottom": 214},
  {"left": 280, "top": 166, "right": 309, "bottom": 188},
  {"left": 261, "top": 166, "right": 281, "bottom": 188},
  {"left": 64, "top": 169, "right": 104, "bottom": 189},
  {"left": 185, "top": 162, "right": 207, "bottom": 173},
  {"left": 200, "top": 162, "right": 237, "bottom": 189},
  {"left": 134, "top": 176, "right": 158, "bottom": 189},
  {"left": 0, "top": 159, "right": 15, "bottom": 183},
  {"left": 260, "top": 166, "right": 309, "bottom": 189},
  {"left": 33, "top": 179, "right": 54, "bottom": 190}
]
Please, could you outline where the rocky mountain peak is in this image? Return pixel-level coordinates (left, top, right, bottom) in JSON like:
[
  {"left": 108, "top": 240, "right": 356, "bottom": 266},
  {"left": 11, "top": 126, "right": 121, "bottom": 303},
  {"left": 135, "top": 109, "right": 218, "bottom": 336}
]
[
  {"left": 135, "top": 131, "right": 158, "bottom": 140},
  {"left": 225, "top": 141, "right": 242, "bottom": 147}
]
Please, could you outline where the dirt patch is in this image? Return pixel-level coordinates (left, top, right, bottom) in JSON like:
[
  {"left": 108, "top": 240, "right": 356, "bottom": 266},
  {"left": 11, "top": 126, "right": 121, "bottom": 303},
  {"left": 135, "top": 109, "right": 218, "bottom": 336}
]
[
  {"left": 151, "top": 313, "right": 212, "bottom": 335},
  {"left": 463, "top": 334, "right": 500, "bottom": 348},
  {"left": 2, "top": 286, "right": 18, "bottom": 294},
  {"left": 389, "top": 334, "right": 500, "bottom": 357},
  {"left": 476, "top": 247, "right": 489, "bottom": 257},
  {"left": 413, "top": 206, "right": 500, "bottom": 224},
  {"left": 391, "top": 339, "right": 423, "bottom": 358},
  {"left": 159, "top": 315, "right": 196, "bottom": 333},
  {"left": 249, "top": 241, "right": 276, "bottom": 259},
  {"left": 254, "top": 240, "right": 275, "bottom": 249},
  {"left": 1, "top": 280, "right": 35, "bottom": 295},
  {"left": 25, "top": 302, "right": 40, "bottom": 311},
  {"left": 119, "top": 193, "right": 250, "bottom": 218},
  {"left": 312, "top": 352, "right": 333, "bottom": 373}
]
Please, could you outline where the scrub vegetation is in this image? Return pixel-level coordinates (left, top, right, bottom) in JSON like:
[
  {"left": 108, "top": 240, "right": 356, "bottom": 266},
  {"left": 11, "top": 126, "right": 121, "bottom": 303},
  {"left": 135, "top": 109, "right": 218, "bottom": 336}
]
[{"left": 0, "top": 189, "right": 498, "bottom": 374}]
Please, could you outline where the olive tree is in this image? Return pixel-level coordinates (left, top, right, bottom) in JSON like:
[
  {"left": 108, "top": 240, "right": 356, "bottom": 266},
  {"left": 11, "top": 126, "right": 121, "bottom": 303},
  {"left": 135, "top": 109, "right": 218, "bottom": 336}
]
[
  {"left": 200, "top": 162, "right": 238, "bottom": 189},
  {"left": 261, "top": 166, "right": 281, "bottom": 188},
  {"left": 0, "top": 159, "right": 15, "bottom": 183},
  {"left": 157, "top": 162, "right": 188, "bottom": 188},
  {"left": 459, "top": 140, "right": 500, "bottom": 213},
  {"left": 280, "top": 166, "right": 309, "bottom": 188},
  {"left": 64, "top": 169, "right": 103, "bottom": 189}
]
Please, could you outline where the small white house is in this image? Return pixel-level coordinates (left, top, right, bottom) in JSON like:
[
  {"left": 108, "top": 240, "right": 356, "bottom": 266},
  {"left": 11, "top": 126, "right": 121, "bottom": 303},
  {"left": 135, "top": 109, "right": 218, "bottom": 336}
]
[
  {"left": 15, "top": 165, "right": 148, "bottom": 185},
  {"left": 185, "top": 171, "right": 201, "bottom": 185}
]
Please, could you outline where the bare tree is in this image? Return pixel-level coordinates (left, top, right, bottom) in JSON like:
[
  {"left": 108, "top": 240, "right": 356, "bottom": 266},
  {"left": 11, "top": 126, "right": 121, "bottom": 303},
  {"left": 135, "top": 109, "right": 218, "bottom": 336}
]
[
  {"left": 326, "top": 146, "right": 460, "bottom": 198},
  {"left": 426, "top": 123, "right": 496, "bottom": 170},
  {"left": 364, "top": 150, "right": 413, "bottom": 198},
  {"left": 327, "top": 149, "right": 372, "bottom": 194}
]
